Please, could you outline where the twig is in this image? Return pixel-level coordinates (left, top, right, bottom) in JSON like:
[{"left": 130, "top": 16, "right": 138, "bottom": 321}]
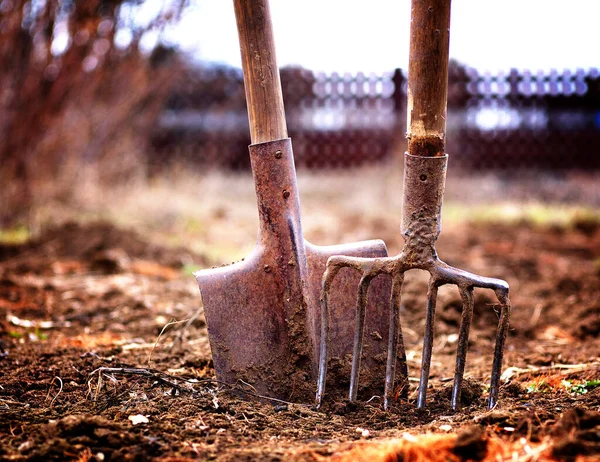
[
  {"left": 501, "top": 361, "right": 600, "bottom": 382},
  {"left": 44, "top": 376, "right": 64, "bottom": 407},
  {"left": 147, "top": 318, "right": 189, "bottom": 364},
  {"left": 233, "top": 379, "right": 301, "bottom": 407},
  {"left": 0, "top": 398, "right": 29, "bottom": 409},
  {"left": 88, "top": 366, "right": 198, "bottom": 398},
  {"left": 238, "top": 379, "right": 258, "bottom": 393},
  {"left": 87, "top": 365, "right": 307, "bottom": 407},
  {"left": 168, "top": 306, "right": 204, "bottom": 351}
]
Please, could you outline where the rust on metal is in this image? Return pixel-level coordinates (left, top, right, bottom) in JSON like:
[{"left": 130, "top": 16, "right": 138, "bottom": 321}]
[
  {"left": 195, "top": 138, "right": 391, "bottom": 401},
  {"left": 408, "top": 135, "right": 445, "bottom": 158},
  {"left": 316, "top": 153, "right": 511, "bottom": 411}
]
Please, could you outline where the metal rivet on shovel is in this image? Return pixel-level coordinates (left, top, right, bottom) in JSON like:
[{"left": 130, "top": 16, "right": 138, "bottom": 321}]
[
  {"left": 316, "top": 0, "right": 511, "bottom": 412},
  {"left": 194, "top": 0, "right": 391, "bottom": 402}
]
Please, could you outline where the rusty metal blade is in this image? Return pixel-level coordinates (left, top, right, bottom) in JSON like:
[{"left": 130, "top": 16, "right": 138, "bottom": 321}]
[{"left": 195, "top": 139, "right": 390, "bottom": 402}]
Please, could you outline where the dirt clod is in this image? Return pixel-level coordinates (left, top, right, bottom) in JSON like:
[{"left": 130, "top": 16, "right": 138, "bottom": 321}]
[
  {"left": 452, "top": 426, "right": 488, "bottom": 461},
  {"left": 442, "top": 378, "right": 484, "bottom": 406}
]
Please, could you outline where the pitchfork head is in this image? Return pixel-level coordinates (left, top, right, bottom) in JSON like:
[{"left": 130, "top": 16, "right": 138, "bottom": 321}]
[{"left": 316, "top": 154, "right": 511, "bottom": 411}]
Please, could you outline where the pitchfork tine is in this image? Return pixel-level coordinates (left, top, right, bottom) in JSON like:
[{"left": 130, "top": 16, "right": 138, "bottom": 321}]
[
  {"left": 349, "top": 274, "right": 373, "bottom": 401},
  {"left": 488, "top": 290, "right": 511, "bottom": 409},
  {"left": 315, "top": 265, "right": 341, "bottom": 408},
  {"left": 417, "top": 280, "right": 438, "bottom": 409},
  {"left": 384, "top": 274, "right": 407, "bottom": 410},
  {"left": 452, "top": 287, "right": 475, "bottom": 410}
]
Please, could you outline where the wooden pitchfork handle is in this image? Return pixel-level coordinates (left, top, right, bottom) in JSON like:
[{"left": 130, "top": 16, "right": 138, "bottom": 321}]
[
  {"left": 234, "top": 0, "right": 287, "bottom": 144},
  {"left": 407, "top": 0, "right": 451, "bottom": 158}
]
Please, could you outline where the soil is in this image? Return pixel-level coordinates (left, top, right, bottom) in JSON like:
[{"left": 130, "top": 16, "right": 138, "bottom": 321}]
[{"left": 1, "top": 220, "right": 599, "bottom": 461}]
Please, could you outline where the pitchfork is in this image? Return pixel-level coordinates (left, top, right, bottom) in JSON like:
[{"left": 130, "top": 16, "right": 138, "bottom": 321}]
[{"left": 315, "top": 0, "right": 511, "bottom": 411}]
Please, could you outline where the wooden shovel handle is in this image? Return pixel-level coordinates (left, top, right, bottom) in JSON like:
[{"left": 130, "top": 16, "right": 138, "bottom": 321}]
[
  {"left": 407, "top": 0, "right": 451, "bottom": 157},
  {"left": 234, "top": 0, "right": 287, "bottom": 144}
]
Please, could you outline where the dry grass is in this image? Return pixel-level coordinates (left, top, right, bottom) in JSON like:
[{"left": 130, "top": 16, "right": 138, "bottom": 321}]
[{"left": 20, "top": 162, "right": 600, "bottom": 266}]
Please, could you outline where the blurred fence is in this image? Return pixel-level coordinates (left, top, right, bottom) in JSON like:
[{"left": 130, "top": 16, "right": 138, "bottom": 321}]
[
  {"left": 150, "top": 63, "right": 600, "bottom": 171},
  {"left": 447, "top": 67, "right": 600, "bottom": 170}
]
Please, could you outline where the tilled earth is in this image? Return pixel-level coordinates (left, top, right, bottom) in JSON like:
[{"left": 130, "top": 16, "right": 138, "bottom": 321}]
[{"left": 0, "top": 220, "right": 599, "bottom": 461}]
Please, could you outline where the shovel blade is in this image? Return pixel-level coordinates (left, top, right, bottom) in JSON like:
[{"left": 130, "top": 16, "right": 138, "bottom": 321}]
[
  {"left": 305, "top": 241, "right": 392, "bottom": 395},
  {"left": 196, "top": 238, "right": 390, "bottom": 402},
  {"left": 195, "top": 248, "right": 298, "bottom": 400},
  {"left": 196, "top": 138, "right": 392, "bottom": 402}
]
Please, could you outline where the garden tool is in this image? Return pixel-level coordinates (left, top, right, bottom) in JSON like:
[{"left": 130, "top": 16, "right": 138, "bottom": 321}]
[
  {"left": 316, "top": 0, "right": 511, "bottom": 411},
  {"left": 195, "top": 0, "right": 391, "bottom": 401}
]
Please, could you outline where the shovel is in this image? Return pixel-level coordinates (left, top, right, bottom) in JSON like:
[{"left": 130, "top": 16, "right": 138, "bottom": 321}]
[{"left": 195, "top": 0, "right": 391, "bottom": 402}]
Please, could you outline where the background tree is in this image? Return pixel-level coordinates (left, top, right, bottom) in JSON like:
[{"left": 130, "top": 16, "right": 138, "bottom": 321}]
[{"left": 0, "top": 0, "right": 187, "bottom": 225}]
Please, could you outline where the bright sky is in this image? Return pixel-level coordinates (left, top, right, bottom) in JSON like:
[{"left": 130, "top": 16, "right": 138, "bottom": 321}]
[{"left": 162, "top": 0, "right": 600, "bottom": 73}]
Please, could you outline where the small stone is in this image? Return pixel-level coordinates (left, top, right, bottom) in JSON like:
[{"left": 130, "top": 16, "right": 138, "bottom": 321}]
[
  {"left": 356, "top": 427, "right": 370, "bottom": 437},
  {"left": 18, "top": 441, "right": 32, "bottom": 452},
  {"left": 128, "top": 414, "right": 149, "bottom": 425}
]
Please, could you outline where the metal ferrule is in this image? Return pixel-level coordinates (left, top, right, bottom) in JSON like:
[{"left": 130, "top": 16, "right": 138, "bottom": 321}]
[
  {"left": 401, "top": 153, "right": 448, "bottom": 239},
  {"left": 248, "top": 138, "right": 303, "bottom": 246}
]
